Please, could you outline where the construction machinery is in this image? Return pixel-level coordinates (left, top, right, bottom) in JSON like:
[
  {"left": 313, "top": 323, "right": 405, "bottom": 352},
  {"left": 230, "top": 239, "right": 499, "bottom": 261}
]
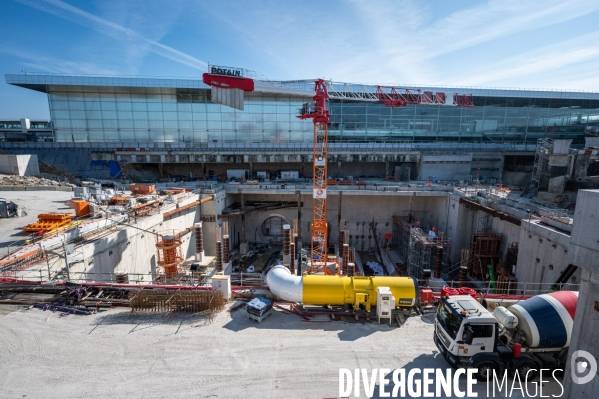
[
  {"left": 201, "top": 66, "right": 475, "bottom": 275},
  {"left": 266, "top": 264, "right": 418, "bottom": 310},
  {"left": 434, "top": 291, "right": 578, "bottom": 381},
  {"left": 297, "top": 79, "right": 330, "bottom": 272},
  {"left": 0, "top": 198, "right": 18, "bottom": 218}
]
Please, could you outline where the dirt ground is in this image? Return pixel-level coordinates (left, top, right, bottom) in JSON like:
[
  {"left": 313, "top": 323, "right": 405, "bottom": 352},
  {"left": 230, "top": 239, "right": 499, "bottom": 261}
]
[{"left": 0, "top": 303, "right": 564, "bottom": 399}]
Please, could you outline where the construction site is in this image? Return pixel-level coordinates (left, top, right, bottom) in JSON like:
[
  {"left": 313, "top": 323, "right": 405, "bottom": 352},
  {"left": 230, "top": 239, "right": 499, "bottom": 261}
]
[{"left": 1, "top": 70, "right": 599, "bottom": 398}]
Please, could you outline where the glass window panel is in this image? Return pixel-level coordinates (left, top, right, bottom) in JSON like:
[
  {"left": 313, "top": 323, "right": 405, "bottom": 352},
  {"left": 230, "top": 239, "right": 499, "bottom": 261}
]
[
  {"left": 103, "top": 119, "right": 118, "bottom": 128},
  {"left": 149, "top": 120, "right": 163, "bottom": 129},
  {"left": 179, "top": 120, "right": 192, "bottom": 129},
  {"left": 148, "top": 111, "right": 163, "bottom": 120},
  {"left": 88, "top": 130, "right": 104, "bottom": 141},
  {"left": 191, "top": 103, "right": 206, "bottom": 113},
  {"left": 164, "top": 120, "right": 178, "bottom": 129},
  {"left": 178, "top": 112, "right": 192, "bottom": 121},
  {"left": 117, "top": 102, "right": 132, "bottom": 111},
  {"left": 69, "top": 101, "right": 84, "bottom": 111},
  {"left": 71, "top": 130, "right": 88, "bottom": 142},
  {"left": 192, "top": 120, "right": 206, "bottom": 129},
  {"left": 132, "top": 111, "right": 148, "bottom": 120},
  {"left": 101, "top": 110, "right": 116, "bottom": 119},
  {"left": 163, "top": 112, "right": 177, "bottom": 121},
  {"left": 132, "top": 102, "right": 147, "bottom": 111},
  {"left": 119, "top": 119, "right": 134, "bottom": 129},
  {"left": 177, "top": 103, "right": 192, "bottom": 112},
  {"left": 118, "top": 111, "right": 133, "bottom": 119},
  {"left": 88, "top": 120, "right": 103, "bottom": 128},
  {"left": 51, "top": 100, "right": 69, "bottom": 110},
  {"left": 103, "top": 130, "right": 119, "bottom": 141},
  {"left": 162, "top": 102, "right": 176, "bottom": 112},
  {"left": 146, "top": 103, "right": 161, "bottom": 112},
  {"left": 53, "top": 110, "right": 70, "bottom": 119},
  {"left": 135, "top": 130, "right": 151, "bottom": 141},
  {"left": 207, "top": 120, "right": 221, "bottom": 129},
  {"left": 101, "top": 102, "right": 116, "bottom": 111},
  {"left": 71, "top": 120, "right": 86, "bottom": 129},
  {"left": 134, "top": 119, "right": 149, "bottom": 129},
  {"left": 120, "top": 130, "right": 135, "bottom": 141},
  {"left": 53, "top": 120, "right": 71, "bottom": 128},
  {"left": 70, "top": 110, "right": 85, "bottom": 119}
]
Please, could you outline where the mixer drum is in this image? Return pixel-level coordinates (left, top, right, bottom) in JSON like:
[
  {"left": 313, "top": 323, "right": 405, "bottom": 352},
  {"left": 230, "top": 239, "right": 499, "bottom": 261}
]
[{"left": 509, "top": 291, "right": 578, "bottom": 348}]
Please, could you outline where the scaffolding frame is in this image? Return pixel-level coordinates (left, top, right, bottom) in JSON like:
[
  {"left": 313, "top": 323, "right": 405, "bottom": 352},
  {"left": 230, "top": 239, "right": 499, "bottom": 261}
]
[
  {"left": 530, "top": 138, "right": 554, "bottom": 192},
  {"left": 467, "top": 232, "right": 503, "bottom": 280},
  {"left": 406, "top": 227, "right": 450, "bottom": 279}
]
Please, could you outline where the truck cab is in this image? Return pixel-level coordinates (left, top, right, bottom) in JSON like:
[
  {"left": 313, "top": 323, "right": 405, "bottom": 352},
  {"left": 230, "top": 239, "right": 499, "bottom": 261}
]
[{"left": 434, "top": 295, "right": 498, "bottom": 368}]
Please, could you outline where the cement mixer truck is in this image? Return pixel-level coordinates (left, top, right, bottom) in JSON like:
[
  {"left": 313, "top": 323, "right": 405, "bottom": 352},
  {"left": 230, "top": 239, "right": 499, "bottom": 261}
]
[{"left": 433, "top": 291, "right": 578, "bottom": 381}]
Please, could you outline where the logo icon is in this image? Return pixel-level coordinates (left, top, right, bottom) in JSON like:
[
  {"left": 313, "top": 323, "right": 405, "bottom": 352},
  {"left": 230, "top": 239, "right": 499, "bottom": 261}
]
[{"left": 571, "top": 350, "right": 597, "bottom": 385}]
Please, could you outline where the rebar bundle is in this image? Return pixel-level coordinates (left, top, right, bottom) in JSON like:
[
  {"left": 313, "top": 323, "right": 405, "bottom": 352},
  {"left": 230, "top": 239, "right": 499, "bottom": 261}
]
[
  {"left": 223, "top": 234, "right": 230, "bottom": 263},
  {"left": 129, "top": 290, "right": 225, "bottom": 314},
  {"left": 216, "top": 240, "right": 223, "bottom": 272},
  {"left": 194, "top": 222, "right": 204, "bottom": 252}
]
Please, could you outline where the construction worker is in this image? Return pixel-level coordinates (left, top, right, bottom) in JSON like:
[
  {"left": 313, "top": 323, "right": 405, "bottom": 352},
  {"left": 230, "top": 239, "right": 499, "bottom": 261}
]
[{"left": 429, "top": 226, "right": 437, "bottom": 239}]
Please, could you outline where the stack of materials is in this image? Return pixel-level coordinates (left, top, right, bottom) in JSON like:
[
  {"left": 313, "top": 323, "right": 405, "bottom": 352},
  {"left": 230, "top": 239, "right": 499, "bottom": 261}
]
[
  {"left": 246, "top": 296, "right": 273, "bottom": 323},
  {"left": 22, "top": 213, "right": 73, "bottom": 233},
  {"left": 366, "top": 261, "right": 385, "bottom": 276}
]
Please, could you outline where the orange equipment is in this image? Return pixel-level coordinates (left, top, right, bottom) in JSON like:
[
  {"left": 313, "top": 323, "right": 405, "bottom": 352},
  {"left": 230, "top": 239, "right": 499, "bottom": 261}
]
[
  {"left": 110, "top": 195, "right": 130, "bottom": 205},
  {"left": 297, "top": 79, "right": 330, "bottom": 271},
  {"left": 72, "top": 200, "right": 90, "bottom": 217},
  {"left": 156, "top": 232, "right": 183, "bottom": 278},
  {"left": 129, "top": 184, "right": 156, "bottom": 195},
  {"left": 23, "top": 213, "right": 72, "bottom": 233}
]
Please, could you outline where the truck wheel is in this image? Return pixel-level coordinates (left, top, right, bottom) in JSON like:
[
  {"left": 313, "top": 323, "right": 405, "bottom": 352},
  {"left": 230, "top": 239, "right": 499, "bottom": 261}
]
[
  {"left": 517, "top": 362, "right": 538, "bottom": 381},
  {"left": 476, "top": 361, "right": 499, "bottom": 382}
]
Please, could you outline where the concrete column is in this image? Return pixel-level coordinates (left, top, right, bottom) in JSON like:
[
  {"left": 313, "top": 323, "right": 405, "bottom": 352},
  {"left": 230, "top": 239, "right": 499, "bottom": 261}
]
[
  {"left": 283, "top": 224, "right": 291, "bottom": 267},
  {"left": 240, "top": 193, "right": 248, "bottom": 254},
  {"left": 434, "top": 246, "right": 443, "bottom": 279},
  {"left": 223, "top": 234, "right": 230, "bottom": 263},
  {"left": 194, "top": 222, "right": 204, "bottom": 262},
  {"left": 289, "top": 242, "right": 296, "bottom": 273},
  {"left": 215, "top": 240, "right": 223, "bottom": 273}
]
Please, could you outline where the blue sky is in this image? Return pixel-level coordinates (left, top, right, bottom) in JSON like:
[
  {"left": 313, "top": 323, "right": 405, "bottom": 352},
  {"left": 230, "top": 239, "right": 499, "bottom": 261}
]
[{"left": 2, "top": 0, "right": 599, "bottom": 119}]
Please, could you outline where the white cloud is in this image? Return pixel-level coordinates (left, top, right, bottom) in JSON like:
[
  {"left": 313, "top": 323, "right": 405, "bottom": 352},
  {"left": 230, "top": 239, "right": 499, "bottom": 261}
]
[
  {"left": 194, "top": 0, "right": 599, "bottom": 87},
  {"left": 446, "top": 30, "right": 599, "bottom": 88},
  {"left": 15, "top": 0, "right": 207, "bottom": 71}
]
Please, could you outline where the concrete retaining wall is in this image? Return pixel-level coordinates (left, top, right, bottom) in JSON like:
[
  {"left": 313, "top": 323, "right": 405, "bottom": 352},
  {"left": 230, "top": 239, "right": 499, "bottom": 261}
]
[
  {"left": 0, "top": 154, "right": 40, "bottom": 176},
  {"left": 0, "top": 185, "right": 73, "bottom": 191}
]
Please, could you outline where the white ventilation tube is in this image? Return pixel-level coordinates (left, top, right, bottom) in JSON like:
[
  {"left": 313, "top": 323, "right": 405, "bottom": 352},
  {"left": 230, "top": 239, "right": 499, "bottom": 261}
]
[{"left": 266, "top": 265, "right": 303, "bottom": 302}]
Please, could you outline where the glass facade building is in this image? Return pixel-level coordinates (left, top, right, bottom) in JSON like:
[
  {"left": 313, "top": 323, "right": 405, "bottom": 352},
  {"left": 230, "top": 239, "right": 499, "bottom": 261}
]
[{"left": 7, "top": 73, "right": 599, "bottom": 144}]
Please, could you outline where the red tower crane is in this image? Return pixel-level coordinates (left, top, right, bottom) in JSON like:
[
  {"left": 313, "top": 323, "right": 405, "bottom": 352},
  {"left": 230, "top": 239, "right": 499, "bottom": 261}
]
[
  {"left": 201, "top": 68, "right": 475, "bottom": 276},
  {"left": 297, "top": 79, "right": 330, "bottom": 273}
]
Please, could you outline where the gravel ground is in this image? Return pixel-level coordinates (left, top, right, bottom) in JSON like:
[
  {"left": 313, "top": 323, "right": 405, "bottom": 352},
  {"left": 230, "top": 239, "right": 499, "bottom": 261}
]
[{"left": 0, "top": 304, "right": 564, "bottom": 399}]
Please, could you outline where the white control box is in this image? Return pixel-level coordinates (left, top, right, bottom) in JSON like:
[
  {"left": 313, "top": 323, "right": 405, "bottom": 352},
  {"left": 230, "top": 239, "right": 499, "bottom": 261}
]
[{"left": 377, "top": 287, "right": 395, "bottom": 325}]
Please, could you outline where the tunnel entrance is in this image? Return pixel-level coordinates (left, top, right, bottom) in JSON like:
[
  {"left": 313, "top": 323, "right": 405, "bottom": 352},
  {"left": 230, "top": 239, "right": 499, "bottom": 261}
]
[{"left": 261, "top": 216, "right": 287, "bottom": 242}]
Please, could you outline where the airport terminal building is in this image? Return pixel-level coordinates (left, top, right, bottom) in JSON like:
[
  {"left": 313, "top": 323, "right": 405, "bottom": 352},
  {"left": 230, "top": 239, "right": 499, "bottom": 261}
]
[{"left": 4, "top": 72, "right": 599, "bottom": 181}]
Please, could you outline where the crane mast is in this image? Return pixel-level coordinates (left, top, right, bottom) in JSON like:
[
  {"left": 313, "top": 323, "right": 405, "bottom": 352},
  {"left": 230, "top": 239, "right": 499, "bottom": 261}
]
[{"left": 298, "top": 79, "right": 330, "bottom": 273}]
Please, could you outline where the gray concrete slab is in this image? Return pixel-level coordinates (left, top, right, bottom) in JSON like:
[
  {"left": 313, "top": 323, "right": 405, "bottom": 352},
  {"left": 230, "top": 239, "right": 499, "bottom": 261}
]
[
  {"left": 0, "top": 190, "right": 74, "bottom": 258},
  {"left": 0, "top": 305, "right": 564, "bottom": 398}
]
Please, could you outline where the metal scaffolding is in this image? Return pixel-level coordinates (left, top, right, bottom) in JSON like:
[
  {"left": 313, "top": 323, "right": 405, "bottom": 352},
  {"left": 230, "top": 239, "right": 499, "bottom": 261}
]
[
  {"left": 406, "top": 227, "right": 450, "bottom": 280},
  {"left": 530, "top": 138, "right": 554, "bottom": 193}
]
